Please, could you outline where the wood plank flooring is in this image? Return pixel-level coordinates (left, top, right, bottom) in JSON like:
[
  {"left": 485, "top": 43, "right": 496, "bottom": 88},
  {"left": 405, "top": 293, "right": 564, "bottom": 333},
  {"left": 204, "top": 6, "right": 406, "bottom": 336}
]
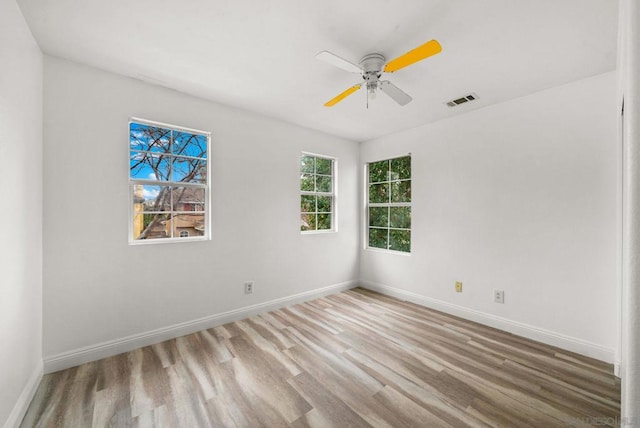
[{"left": 21, "top": 288, "right": 621, "bottom": 427}]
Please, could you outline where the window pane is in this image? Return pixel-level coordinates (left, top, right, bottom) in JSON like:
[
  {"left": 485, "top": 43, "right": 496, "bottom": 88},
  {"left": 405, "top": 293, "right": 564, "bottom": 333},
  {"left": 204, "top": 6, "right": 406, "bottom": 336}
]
[
  {"left": 173, "top": 131, "right": 207, "bottom": 159},
  {"left": 300, "top": 155, "right": 315, "bottom": 174},
  {"left": 130, "top": 123, "right": 171, "bottom": 153},
  {"left": 369, "top": 183, "right": 389, "bottom": 204},
  {"left": 301, "top": 195, "right": 315, "bottom": 212},
  {"left": 133, "top": 185, "right": 171, "bottom": 211},
  {"left": 317, "top": 214, "right": 331, "bottom": 230},
  {"left": 133, "top": 210, "right": 144, "bottom": 239},
  {"left": 133, "top": 212, "right": 171, "bottom": 240},
  {"left": 389, "top": 229, "right": 411, "bottom": 252},
  {"left": 390, "top": 156, "right": 411, "bottom": 181},
  {"left": 391, "top": 180, "right": 411, "bottom": 203},
  {"left": 301, "top": 174, "right": 314, "bottom": 191},
  {"left": 369, "top": 207, "right": 388, "bottom": 227},
  {"left": 172, "top": 213, "right": 205, "bottom": 237},
  {"left": 369, "top": 228, "right": 388, "bottom": 249},
  {"left": 390, "top": 206, "right": 411, "bottom": 229},
  {"left": 369, "top": 160, "right": 389, "bottom": 183},
  {"left": 316, "top": 175, "right": 332, "bottom": 193},
  {"left": 172, "top": 187, "right": 205, "bottom": 212},
  {"left": 317, "top": 196, "right": 331, "bottom": 213},
  {"left": 130, "top": 152, "right": 171, "bottom": 181},
  {"left": 316, "top": 157, "right": 332, "bottom": 175},
  {"left": 173, "top": 157, "right": 206, "bottom": 183},
  {"left": 301, "top": 213, "right": 316, "bottom": 231}
]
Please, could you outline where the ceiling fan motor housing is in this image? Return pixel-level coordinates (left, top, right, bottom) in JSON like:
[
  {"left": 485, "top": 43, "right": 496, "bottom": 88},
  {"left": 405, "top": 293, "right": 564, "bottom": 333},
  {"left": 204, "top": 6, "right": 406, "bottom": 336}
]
[{"left": 359, "top": 53, "right": 385, "bottom": 92}]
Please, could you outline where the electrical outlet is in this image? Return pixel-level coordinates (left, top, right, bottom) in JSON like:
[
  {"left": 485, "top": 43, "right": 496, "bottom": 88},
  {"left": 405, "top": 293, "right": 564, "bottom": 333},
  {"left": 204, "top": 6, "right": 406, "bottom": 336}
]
[
  {"left": 494, "top": 289, "right": 505, "bottom": 304},
  {"left": 244, "top": 281, "right": 254, "bottom": 295},
  {"left": 455, "top": 281, "right": 463, "bottom": 293}
]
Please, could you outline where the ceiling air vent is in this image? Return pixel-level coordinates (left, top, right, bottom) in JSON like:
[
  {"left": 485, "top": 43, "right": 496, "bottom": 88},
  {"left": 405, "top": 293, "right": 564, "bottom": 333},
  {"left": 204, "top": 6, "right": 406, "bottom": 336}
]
[{"left": 446, "top": 93, "right": 478, "bottom": 108}]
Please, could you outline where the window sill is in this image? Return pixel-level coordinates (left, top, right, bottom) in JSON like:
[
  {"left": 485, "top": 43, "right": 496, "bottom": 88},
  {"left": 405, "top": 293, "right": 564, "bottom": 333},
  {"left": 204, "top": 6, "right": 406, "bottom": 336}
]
[
  {"left": 364, "top": 247, "right": 411, "bottom": 256},
  {"left": 301, "top": 230, "right": 337, "bottom": 235},
  {"left": 129, "top": 236, "right": 210, "bottom": 245}
]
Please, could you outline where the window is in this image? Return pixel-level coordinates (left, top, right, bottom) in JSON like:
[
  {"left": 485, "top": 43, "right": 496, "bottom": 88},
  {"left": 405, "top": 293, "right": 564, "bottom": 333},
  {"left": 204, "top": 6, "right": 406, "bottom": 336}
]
[
  {"left": 129, "top": 118, "right": 210, "bottom": 243},
  {"left": 300, "top": 153, "right": 335, "bottom": 232},
  {"left": 367, "top": 155, "right": 411, "bottom": 252}
]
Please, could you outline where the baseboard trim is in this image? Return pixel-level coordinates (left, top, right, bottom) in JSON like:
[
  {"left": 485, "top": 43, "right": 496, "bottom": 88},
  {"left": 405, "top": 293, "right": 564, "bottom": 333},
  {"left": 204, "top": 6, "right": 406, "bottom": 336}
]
[
  {"left": 614, "top": 361, "right": 622, "bottom": 378},
  {"left": 44, "top": 280, "right": 358, "bottom": 373},
  {"left": 3, "top": 361, "right": 42, "bottom": 428},
  {"left": 361, "top": 281, "right": 616, "bottom": 363}
]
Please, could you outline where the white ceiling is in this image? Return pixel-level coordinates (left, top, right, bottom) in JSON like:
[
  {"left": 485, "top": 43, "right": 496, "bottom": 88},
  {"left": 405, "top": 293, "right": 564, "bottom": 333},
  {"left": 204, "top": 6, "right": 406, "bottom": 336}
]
[{"left": 17, "top": 0, "right": 618, "bottom": 142}]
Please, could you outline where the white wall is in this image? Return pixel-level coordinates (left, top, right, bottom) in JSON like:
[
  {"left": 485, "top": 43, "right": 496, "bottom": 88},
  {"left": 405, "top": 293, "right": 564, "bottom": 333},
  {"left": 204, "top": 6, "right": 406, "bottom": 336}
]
[
  {"left": 0, "top": 0, "right": 43, "bottom": 426},
  {"left": 361, "top": 72, "right": 619, "bottom": 361},
  {"left": 620, "top": 0, "right": 640, "bottom": 421},
  {"left": 42, "top": 57, "right": 360, "bottom": 366}
]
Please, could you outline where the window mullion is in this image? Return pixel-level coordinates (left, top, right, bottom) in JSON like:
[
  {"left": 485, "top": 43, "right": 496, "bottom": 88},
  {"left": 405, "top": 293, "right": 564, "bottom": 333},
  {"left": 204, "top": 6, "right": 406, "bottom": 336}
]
[{"left": 131, "top": 179, "right": 205, "bottom": 188}]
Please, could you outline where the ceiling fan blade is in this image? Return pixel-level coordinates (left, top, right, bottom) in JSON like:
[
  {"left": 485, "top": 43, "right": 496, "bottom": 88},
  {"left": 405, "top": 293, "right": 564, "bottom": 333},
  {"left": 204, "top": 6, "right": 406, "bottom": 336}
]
[
  {"left": 379, "top": 81, "right": 412, "bottom": 106},
  {"left": 324, "top": 84, "right": 362, "bottom": 107},
  {"left": 383, "top": 39, "right": 442, "bottom": 73},
  {"left": 316, "top": 51, "right": 362, "bottom": 73}
]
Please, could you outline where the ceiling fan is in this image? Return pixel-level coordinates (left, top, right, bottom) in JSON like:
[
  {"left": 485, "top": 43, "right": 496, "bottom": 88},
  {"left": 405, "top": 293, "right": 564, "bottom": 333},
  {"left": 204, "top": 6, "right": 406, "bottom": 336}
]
[{"left": 316, "top": 39, "right": 442, "bottom": 108}]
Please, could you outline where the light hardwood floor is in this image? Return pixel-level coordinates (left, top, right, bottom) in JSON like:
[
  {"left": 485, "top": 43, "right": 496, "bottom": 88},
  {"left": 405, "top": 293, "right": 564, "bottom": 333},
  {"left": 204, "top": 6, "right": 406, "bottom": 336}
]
[{"left": 21, "top": 288, "right": 621, "bottom": 427}]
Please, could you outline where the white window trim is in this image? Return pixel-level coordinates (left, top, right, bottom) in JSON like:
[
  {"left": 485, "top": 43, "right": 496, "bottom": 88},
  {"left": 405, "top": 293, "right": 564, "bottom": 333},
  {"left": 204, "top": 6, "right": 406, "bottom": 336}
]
[
  {"left": 128, "top": 117, "right": 211, "bottom": 245},
  {"left": 364, "top": 154, "right": 412, "bottom": 254},
  {"left": 300, "top": 151, "right": 338, "bottom": 234}
]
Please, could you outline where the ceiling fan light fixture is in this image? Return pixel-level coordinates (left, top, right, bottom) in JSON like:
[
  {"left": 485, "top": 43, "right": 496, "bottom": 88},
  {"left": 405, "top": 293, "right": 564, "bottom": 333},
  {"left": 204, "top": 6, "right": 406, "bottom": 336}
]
[{"left": 368, "top": 85, "right": 377, "bottom": 99}]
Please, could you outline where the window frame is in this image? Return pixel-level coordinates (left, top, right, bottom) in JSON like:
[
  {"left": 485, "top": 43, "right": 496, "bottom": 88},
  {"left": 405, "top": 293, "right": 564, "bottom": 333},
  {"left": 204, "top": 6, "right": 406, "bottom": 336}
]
[
  {"left": 365, "top": 154, "right": 411, "bottom": 254},
  {"left": 300, "top": 152, "right": 338, "bottom": 234},
  {"left": 128, "top": 117, "right": 211, "bottom": 245}
]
